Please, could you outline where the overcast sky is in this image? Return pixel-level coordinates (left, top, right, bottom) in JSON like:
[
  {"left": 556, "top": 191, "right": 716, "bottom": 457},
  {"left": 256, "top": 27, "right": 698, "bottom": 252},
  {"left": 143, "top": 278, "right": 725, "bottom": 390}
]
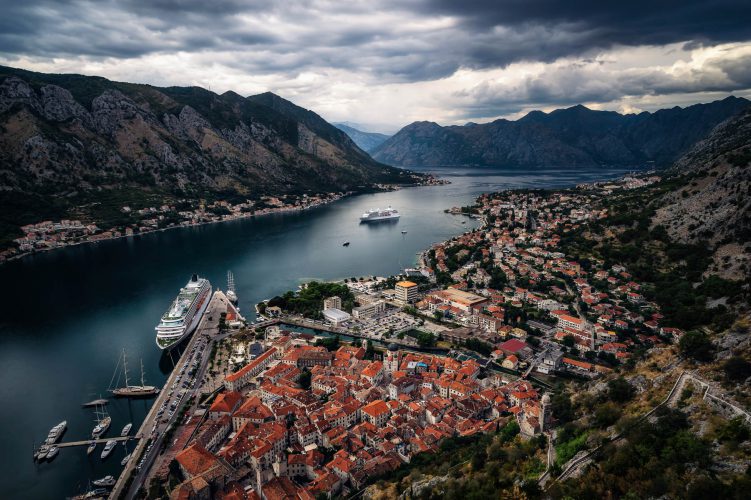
[{"left": 2, "top": 0, "right": 751, "bottom": 132}]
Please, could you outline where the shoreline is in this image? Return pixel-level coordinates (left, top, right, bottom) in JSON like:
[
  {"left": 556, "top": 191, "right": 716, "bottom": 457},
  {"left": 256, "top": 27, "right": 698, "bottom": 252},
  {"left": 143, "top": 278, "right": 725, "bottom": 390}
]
[
  {"left": 3, "top": 194, "right": 345, "bottom": 264},
  {"left": 3, "top": 180, "right": 442, "bottom": 266}
]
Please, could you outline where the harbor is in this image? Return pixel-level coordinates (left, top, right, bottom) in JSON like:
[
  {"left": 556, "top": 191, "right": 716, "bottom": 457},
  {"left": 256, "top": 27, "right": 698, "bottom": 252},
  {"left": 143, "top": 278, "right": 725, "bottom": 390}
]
[
  {"left": 0, "top": 166, "right": 635, "bottom": 498},
  {"left": 112, "top": 289, "right": 233, "bottom": 498}
]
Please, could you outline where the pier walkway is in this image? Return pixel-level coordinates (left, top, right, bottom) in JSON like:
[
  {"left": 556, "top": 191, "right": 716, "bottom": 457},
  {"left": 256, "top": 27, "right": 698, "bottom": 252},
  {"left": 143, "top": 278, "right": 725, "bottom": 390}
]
[
  {"left": 111, "top": 291, "right": 226, "bottom": 499},
  {"left": 57, "top": 436, "right": 138, "bottom": 448}
]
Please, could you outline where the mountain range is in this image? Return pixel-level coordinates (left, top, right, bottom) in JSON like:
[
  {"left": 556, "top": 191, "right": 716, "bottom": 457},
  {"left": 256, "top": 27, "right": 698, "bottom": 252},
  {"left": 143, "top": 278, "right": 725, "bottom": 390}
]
[
  {"left": 0, "top": 65, "right": 420, "bottom": 240},
  {"left": 334, "top": 123, "right": 390, "bottom": 153},
  {"left": 372, "top": 98, "right": 751, "bottom": 168}
]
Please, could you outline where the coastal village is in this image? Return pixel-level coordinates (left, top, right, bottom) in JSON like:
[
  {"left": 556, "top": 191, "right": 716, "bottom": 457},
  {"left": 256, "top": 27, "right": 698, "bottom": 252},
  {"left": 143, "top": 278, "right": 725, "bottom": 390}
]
[
  {"left": 2, "top": 177, "right": 448, "bottom": 264},
  {"left": 146, "top": 174, "right": 686, "bottom": 499},
  {"left": 3, "top": 193, "right": 346, "bottom": 263}
]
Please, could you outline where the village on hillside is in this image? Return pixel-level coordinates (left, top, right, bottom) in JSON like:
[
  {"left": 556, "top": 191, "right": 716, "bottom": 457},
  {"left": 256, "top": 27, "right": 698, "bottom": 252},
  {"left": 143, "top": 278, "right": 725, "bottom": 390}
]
[
  {"left": 152, "top": 174, "right": 688, "bottom": 499},
  {"left": 4, "top": 193, "right": 345, "bottom": 262}
]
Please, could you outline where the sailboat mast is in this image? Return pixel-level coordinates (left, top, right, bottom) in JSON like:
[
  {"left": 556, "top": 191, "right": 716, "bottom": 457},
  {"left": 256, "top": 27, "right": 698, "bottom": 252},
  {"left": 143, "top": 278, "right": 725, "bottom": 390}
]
[
  {"left": 122, "top": 349, "right": 130, "bottom": 388},
  {"left": 227, "top": 270, "right": 235, "bottom": 293},
  {"left": 140, "top": 359, "right": 146, "bottom": 387}
]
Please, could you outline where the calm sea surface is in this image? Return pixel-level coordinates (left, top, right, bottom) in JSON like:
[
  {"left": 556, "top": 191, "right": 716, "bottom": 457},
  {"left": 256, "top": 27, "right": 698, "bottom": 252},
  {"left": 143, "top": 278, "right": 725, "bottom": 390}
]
[{"left": 0, "top": 166, "right": 637, "bottom": 498}]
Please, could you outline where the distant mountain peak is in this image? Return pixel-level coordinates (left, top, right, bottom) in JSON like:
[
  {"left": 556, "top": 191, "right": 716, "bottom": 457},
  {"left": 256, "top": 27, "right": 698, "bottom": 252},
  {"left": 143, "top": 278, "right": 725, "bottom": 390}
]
[
  {"left": 335, "top": 123, "right": 391, "bottom": 153},
  {"left": 372, "top": 97, "right": 751, "bottom": 168},
  {"left": 0, "top": 64, "right": 419, "bottom": 241}
]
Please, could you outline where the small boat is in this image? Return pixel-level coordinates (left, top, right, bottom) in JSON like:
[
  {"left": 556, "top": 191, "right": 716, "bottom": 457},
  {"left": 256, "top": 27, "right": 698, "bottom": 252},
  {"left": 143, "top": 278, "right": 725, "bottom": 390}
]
[
  {"left": 46, "top": 446, "right": 59, "bottom": 460},
  {"left": 226, "top": 271, "right": 238, "bottom": 304},
  {"left": 92, "top": 416, "right": 111, "bottom": 438},
  {"left": 84, "top": 488, "right": 109, "bottom": 499},
  {"left": 100, "top": 440, "right": 117, "bottom": 459},
  {"left": 37, "top": 444, "right": 50, "bottom": 460},
  {"left": 121, "top": 453, "right": 132, "bottom": 466},
  {"left": 82, "top": 398, "right": 108, "bottom": 408},
  {"left": 120, "top": 423, "right": 132, "bottom": 437},
  {"left": 342, "top": 241, "right": 350, "bottom": 247},
  {"left": 87, "top": 442, "right": 97, "bottom": 455},
  {"left": 91, "top": 403, "right": 111, "bottom": 438},
  {"left": 461, "top": 221, "right": 466, "bottom": 224},
  {"left": 92, "top": 475, "right": 116, "bottom": 487},
  {"left": 46, "top": 420, "right": 67, "bottom": 444},
  {"left": 401, "top": 230, "right": 407, "bottom": 234}
]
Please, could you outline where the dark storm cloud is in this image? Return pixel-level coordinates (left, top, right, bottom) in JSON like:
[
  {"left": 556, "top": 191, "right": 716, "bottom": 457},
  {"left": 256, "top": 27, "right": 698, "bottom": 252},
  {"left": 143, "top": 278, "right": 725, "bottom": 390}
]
[
  {"left": 454, "top": 52, "right": 751, "bottom": 120},
  {"left": 426, "top": 0, "right": 751, "bottom": 46},
  {"left": 2, "top": 0, "right": 751, "bottom": 123},
  {"left": 2, "top": 0, "right": 750, "bottom": 78},
  {"left": 409, "top": 0, "right": 751, "bottom": 74},
  {"left": 0, "top": 0, "right": 278, "bottom": 59}
]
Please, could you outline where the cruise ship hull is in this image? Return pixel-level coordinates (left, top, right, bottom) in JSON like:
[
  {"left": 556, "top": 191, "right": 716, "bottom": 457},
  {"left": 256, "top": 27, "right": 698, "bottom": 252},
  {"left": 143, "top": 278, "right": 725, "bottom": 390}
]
[
  {"left": 155, "top": 284, "right": 212, "bottom": 351},
  {"left": 360, "top": 214, "right": 400, "bottom": 222}
]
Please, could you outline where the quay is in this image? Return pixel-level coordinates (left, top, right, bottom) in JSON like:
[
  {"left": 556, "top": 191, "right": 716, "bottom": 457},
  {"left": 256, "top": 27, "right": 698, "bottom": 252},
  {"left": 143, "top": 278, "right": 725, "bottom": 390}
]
[
  {"left": 110, "top": 290, "right": 228, "bottom": 500},
  {"left": 57, "top": 436, "right": 137, "bottom": 448}
]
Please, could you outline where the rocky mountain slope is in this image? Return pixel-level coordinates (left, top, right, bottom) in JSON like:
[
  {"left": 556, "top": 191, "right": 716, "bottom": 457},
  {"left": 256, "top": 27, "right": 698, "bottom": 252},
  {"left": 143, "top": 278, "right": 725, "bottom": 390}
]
[
  {"left": 0, "top": 65, "right": 418, "bottom": 237},
  {"left": 653, "top": 108, "right": 751, "bottom": 279},
  {"left": 334, "top": 123, "right": 390, "bottom": 153},
  {"left": 372, "top": 98, "right": 750, "bottom": 168}
]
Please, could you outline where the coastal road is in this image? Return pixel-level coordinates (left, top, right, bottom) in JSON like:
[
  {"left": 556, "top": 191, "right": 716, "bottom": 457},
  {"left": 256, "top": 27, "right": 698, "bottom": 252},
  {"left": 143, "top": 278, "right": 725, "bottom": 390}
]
[{"left": 111, "top": 291, "right": 226, "bottom": 499}]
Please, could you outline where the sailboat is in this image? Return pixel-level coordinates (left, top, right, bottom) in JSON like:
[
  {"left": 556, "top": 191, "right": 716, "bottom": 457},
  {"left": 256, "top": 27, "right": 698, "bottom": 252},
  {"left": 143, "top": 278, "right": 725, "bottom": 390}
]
[
  {"left": 91, "top": 404, "right": 111, "bottom": 439},
  {"left": 109, "top": 349, "right": 159, "bottom": 398},
  {"left": 226, "top": 271, "right": 238, "bottom": 304}
]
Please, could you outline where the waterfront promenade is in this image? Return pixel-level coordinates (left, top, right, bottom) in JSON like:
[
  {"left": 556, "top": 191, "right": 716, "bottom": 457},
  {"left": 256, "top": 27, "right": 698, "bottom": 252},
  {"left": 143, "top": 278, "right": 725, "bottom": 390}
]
[{"left": 110, "top": 291, "right": 228, "bottom": 499}]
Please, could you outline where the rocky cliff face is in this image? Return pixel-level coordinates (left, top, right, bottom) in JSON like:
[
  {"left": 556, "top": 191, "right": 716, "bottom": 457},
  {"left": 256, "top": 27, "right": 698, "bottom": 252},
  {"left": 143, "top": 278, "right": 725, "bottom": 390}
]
[
  {"left": 0, "top": 65, "right": 416, "bottom": 227},
  {"left": 372, "top": 98, "right": 750, "bottom": 168},
  {"left": 653, "top": 108, "right": 751, "bottom": 279}
]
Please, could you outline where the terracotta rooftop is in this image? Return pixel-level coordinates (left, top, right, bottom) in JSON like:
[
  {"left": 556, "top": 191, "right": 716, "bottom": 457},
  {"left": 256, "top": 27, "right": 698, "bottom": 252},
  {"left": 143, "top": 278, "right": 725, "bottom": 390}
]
[{"left": 175, "top": 443, "right": 219, "bottom": 478}]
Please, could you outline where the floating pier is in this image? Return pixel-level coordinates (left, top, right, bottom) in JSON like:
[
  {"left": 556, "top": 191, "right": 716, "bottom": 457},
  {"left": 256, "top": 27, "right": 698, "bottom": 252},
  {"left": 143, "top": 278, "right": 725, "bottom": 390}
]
[{"left": 56, "top": 436, "right": 138, "bottom": 448}]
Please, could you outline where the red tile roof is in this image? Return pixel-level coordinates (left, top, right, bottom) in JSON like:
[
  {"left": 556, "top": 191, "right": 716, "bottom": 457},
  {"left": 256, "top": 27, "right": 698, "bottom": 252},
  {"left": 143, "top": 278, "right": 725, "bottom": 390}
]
[{"left": 175, "top": 443, "right": 219, "bottom": 477}]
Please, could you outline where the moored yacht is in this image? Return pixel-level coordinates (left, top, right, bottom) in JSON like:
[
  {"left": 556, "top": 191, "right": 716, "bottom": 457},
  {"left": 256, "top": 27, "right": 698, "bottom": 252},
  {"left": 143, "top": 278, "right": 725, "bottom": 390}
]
[
  {"left": 92, "top": 417, "right": 111, "bottom": 438},
  {"left": 92, "top": 476, "right": 115, "bottom": 487},
  {"left": 109, "top": 350, "right": 158, "bottom": 398},
  {"left": 46, "top": 421, "right": 67, "bottom": 444},
  {"left": 226, "top": 271, "right": 238, "bottom": 304},
  {"left": 100, "top": 440, "right": 116, "bottom": 459},
  {"left": 37, "top": 444, "right": 50, "bottom": 461}
]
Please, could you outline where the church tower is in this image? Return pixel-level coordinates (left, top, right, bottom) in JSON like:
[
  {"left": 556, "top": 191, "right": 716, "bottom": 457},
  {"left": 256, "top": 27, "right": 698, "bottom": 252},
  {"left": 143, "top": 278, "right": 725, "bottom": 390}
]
[{"left": 385, "top": 343, "right": 400, "bottom": 372}]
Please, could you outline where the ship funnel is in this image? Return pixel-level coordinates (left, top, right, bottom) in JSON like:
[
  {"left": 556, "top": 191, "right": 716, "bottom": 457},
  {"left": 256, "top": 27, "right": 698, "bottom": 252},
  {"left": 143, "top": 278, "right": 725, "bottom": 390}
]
[{"left": 191, "top": 273, "right": 198, "bottom": 282}]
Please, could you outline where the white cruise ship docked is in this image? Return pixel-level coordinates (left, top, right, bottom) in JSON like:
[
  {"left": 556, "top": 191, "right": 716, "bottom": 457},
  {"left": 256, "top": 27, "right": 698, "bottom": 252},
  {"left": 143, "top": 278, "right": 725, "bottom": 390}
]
[
  {"left": 155, "top": 274, "right": 212, "bottom": 350},
  {"left": 360, "top": 206, "right": 400, "bottom": 222}
]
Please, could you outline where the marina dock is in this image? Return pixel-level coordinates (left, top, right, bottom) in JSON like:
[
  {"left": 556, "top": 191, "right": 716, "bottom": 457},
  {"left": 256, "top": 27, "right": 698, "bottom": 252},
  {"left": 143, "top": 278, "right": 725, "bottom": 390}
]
[
  {"left": 111, "top": 290, "right": 227, "bottom": 499},
  {"left": 56, "top": 436, "right": 138, "bottom": 448}
]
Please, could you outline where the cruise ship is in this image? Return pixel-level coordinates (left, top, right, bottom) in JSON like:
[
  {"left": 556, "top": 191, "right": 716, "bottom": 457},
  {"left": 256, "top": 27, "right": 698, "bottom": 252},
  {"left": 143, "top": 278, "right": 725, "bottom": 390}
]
[
  {"left": 155, "top": 275, "right": 212, "bottom": 350},
  {"left": 360, "top": 206, "right": 400, "bottom": 222}
]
